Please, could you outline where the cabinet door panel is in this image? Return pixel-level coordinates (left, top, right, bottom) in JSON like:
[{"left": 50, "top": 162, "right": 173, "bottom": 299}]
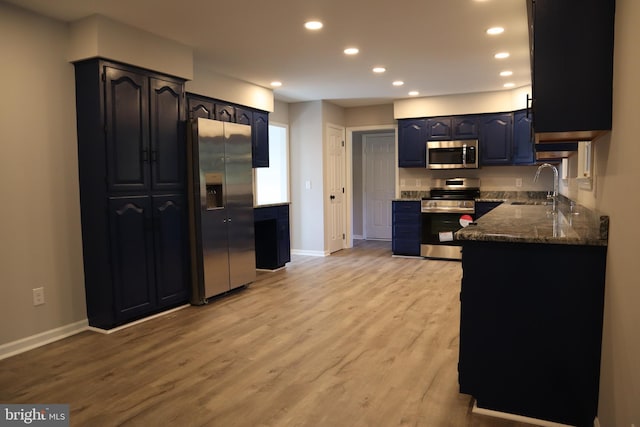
[
  {"left": 252, "top": 111, "right": 269, "bottom": 168},
  {"left": 105, "top": 67, "right": 149, "bottom": 192},
  {"left": 235, "top": 107, "right": 252, "bottom": 125},
  {"left": 187, "top": 95, "right": 215, "bottom": 120},
  {"left": 479, "top": 114, "right": 513, "bottom": 165},
  {"left": 108, "top": 196, "right": 156, "bottom": 321},
  {"left": 153, "top": 195, "right": 189, "bottom": 306},
  {"left": 427, "top": 117, "right": 452, "bottom": 140},
  {"left": 513, "top": 110, "right": 535, "bottom": 165},
  {"left": 215, "top": 103, "right": 236, "bottom": 122},
  {"left": 150, "top": 78, "right": 185, "bottom": 190},
  {"left": 398, "top": 119, "right": 427, "bottom": 167},
  {"left": 453, "top": 117, "right": 479, "bottom": 139}
]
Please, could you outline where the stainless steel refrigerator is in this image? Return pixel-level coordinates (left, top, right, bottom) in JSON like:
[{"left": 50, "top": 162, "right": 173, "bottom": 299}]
[{"left": 187, "top": 118, "right": 256, "bottom": 304}]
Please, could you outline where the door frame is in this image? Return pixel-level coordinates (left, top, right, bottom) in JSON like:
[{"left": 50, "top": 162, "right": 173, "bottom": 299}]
[
  {"left": 325, "top": 123, "right": 347, "bottom": 254},
  {"left": 362, "top": 132, "right": 396, "bottom": 240},
  {"left": 345, "top": 124, "right": 398, "bottom": 248}
]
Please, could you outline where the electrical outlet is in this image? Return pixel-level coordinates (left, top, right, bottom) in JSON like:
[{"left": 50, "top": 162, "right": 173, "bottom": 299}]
[
  {"left": 32, "top": 287, "right": 45, "bottom": 306},
  {"left": 515, "top": 178, "right": 523, "bottom": 187}
]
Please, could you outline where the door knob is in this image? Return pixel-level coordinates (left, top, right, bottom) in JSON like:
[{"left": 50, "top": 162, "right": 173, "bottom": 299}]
[{"left": 330, "top": 195, "right": 335, "bottom": 200}]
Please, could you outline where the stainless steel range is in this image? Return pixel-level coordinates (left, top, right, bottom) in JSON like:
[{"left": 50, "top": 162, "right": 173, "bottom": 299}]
[{"left": 421, "top": 178, "right": 480, "bottom": 260}]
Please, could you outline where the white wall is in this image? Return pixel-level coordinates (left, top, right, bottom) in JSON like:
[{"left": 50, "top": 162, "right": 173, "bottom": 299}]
[
  {"left": 394, "top": 86, "right": 531, "bottom": 119},
  {"left": 595, "top": 0, "right": 640, "bottom": 425},
  {"left": 186, "top": 61, "right": 274, "bottom": 112},
  {"left": 289, "top": 101, "right": 325, "bottom": 254},
  {"left": 69, "top": 14, "right": 194, "bottom": 80},
  {"left": 0, "top": 2, "right": 86, "bottom": 345}
]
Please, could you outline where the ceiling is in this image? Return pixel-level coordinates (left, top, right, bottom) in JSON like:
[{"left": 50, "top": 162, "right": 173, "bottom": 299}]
[{"left": 5, "top": 0, "right": 531, "bottom": 107}]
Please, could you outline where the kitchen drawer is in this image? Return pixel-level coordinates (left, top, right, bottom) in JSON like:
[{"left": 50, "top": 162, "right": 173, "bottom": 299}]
[
  {"left": 254, "top": 206, "right": 277, "bottom": 222},
  {"left": 392, "top": 200, "right": 421, "bottom": 213}
]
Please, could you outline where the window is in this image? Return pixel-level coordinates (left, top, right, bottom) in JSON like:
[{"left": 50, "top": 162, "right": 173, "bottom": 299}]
[{"left": 255, "top": 123, "right": 289, "bottom": 205}]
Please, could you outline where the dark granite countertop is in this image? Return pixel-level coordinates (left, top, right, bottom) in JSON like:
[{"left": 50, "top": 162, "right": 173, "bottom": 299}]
[{"left": 456, "top": 198, "right": 609, "bottom": 246}]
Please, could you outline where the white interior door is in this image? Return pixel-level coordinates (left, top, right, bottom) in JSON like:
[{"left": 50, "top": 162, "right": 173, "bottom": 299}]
[
  {"left": 364, "top": 133, "right": 395, "bottom": 240},
  {"left": 327, "top": 125, "right": 346, "bottom": 253}
]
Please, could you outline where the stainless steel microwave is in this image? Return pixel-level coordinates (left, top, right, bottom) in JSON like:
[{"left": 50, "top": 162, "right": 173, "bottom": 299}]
[{"left": 426, "top": 140, "right": 479, "bottom": 169}]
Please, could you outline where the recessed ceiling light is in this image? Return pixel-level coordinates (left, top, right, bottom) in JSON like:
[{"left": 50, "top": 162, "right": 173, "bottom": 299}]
[
  {"left": 270, "top": 81, "right": 282, "bottom": 87},
  {"left": 409, "top": 91, "right": 420, "bottom": 96},
  {"left": 344, "top": 47, "right": 359, "bottom": 55},
  {"left": 372, "top": 67, "right": 386, "bottom": 73},
  {"left": 487, "top": 27, "right": 505, "bottom": 35},
  {"left": 503, "top": 82, "right": 516, "bottom": 88},
  {"left": 393, "top": 81, "right": 404, "bottom": 86},
  {"left": 500, "top": 70, "right": 513, "bottom": 77},
  {"left": 304, "top": 21, "right": 323, "bottom": 30},
  {"left": 494, "top": 52, "right": 510, "bottom": 59}
]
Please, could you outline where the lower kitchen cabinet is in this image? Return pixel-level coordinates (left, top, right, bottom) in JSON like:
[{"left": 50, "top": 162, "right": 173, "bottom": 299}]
[
  {"left": 459, "top": 240, "right": 606, "bottom": 427},
  {"left": 104, "top": 195, "right": 189, "bottom": 325},
  {"left": 392, "top": 200, "right": 421, "bottom": 256},
  {"left": 254, "top": 204, "right": 291, "bottom": 269}
]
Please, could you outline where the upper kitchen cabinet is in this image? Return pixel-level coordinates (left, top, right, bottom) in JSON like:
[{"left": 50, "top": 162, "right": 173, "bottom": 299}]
[
  {"left": 235, "top": 107, "right": 252, "bottom": 125},
  {"left": 528, "top": 0, "right": 615, "bottom": 142},
  {"left": 512, "top": 110, "right": 535, "bottom": 165},
  {"left": 479, "top": 113, "right": 513, "bottom": 166},
  {"left": 102, "top": 66, "right": 185, "bottom": 192},
  {"left": 252, "top": 111, "right": 270, "bottom": 168},
  {"left": 186, "top": 93, "right": 269, "bottom": 168},
  {"left": 215, "top": 103, "right": 236, "bottom": 122},
  {"left": 74, "top": 58, "right": 189, "bottom": 329},
  {"left": 187, "top": 93, "right": 215, "bottom": 120},
  {"left": 426, "top": 117, "right": 452, "bottom": 141},
  {"left": 398, "top": 118, "right": 428, "bottom": 168},
  {"left": 426, "top": 116, "right": 479, "bottom": 141}
]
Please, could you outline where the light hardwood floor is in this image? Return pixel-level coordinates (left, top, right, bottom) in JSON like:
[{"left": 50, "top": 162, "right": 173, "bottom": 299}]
[{"left": 0, "top": 240, "right": 537, "bottom": 427}]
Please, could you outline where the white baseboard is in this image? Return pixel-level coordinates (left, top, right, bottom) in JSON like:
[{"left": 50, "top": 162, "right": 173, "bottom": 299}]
[
  {"left": 472, "top": 401, "right": 575, "bottom": 427},
  {"left": 87, "top": 304, "right": 190, "bottom": 335},
  {"left": 291, "top": 249, "right": 329, "bottom": 257},
  {"left": 0, "top": 319, "right": 88, "bottom": 361},
  {"left": 353, "top": 234, "right": 364, "bottom": 240}
]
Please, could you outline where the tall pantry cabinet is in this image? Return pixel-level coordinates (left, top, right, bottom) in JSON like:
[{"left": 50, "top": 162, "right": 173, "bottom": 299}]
[{"left": 74, "top": 59, "right": 189, "bottom": 329}]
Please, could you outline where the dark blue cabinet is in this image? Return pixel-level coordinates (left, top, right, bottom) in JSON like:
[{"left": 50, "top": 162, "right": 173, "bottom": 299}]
[
  {"left": 398, "top": 119, "right": 428, "bottom": 168},
  {"left": 426, "top": 117, "right": 452, "bottom": 141},
  {"left": 75, "top": 59, "right": 189, "bottom": 329},
  {"left": 528, "top": 0, "right": 614, "bottom": 141},
  {"left": 512, "top": 110, "right": 535, "bottom": 165},
  {"left": 186, "top": 94, "right": 215, "bottom": 120},
  {"left": 186, "top": 93, "right": 269, "bottom": 168},
  {"left": 392, "top": 201, "right": 421, "bottom": 256},
  {"left": 108, "top": 196, "right": 156, "bottom": 322},
  {"left": 460, "top": 241, "right": 607, "bottom": 426},
  {"left": 479, "top": 113, "right": 513, "bottom": 166},
  {"left": 427, "top": 116, "right": 479, "bottom": 141},
  {"left": 453, "top": 116, "right": 479, "bottom": 139},
  {"left": 252, "top": 111, "right": 270, "bottom": 168},
  {"left": 255, "top": 204, "right": 290, "bottom": 269},
  {"left": 104, "top": 67, "right": 150, "bottom": 193},
  {"left": 153, "top": 195, "right": 189, "bottom": 306}
]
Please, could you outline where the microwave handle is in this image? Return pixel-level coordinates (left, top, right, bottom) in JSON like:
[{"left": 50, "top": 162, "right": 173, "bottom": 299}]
[{"left": 462, "top": 144, "right": 467, "bottom": 167}]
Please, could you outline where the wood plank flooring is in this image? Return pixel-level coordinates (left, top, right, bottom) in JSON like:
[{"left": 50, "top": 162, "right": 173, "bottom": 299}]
[{"left": 0, "top": 240, "right": 538, "bottom": 427}]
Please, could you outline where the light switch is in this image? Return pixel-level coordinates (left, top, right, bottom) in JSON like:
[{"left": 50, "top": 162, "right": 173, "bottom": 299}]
[{"left": 305, "top": 180, "right": 311, "bottom": 190}]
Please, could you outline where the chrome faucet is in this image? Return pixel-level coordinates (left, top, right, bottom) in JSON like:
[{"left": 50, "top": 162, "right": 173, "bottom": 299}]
[{"left": 533, "top": 163, "right": 559, "bottom": 213}]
